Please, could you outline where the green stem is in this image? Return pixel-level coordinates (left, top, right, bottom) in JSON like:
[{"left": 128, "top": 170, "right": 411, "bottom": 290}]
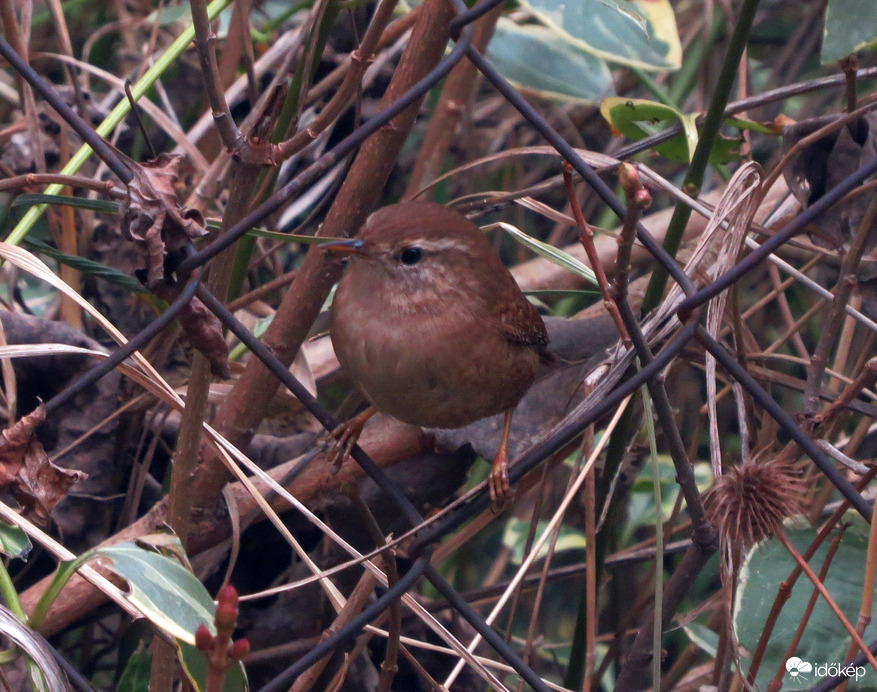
[
  {"left": 0, "top": 558, "right": 24, "bottom": 621},
  {"left": 6, "top": 0, "right": 234, "bottom": 246},
  {"left": 641, "top": 0, "right": 760, "bottom": 313}
]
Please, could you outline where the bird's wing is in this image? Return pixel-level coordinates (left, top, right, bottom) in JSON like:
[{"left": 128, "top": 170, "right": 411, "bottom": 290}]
[{"left": 494, "top": 285, "right": 550, "bottom": 352}]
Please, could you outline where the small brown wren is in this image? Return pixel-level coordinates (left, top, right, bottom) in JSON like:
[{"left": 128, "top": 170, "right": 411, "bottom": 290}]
[{"left": 322, "top": 201, "right": 550, "bottom": 503}]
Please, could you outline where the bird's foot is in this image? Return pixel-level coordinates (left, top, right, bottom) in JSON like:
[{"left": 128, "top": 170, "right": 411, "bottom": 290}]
[
  {"left": 327, "top": 407, "right": 376, "bottom": 473},
  {"left": 488, "top": 451, "right": 512, "bottom": 508}
]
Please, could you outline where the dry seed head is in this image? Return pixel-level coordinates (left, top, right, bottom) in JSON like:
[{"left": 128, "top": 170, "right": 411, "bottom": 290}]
[{"left": 706, "top": 458, "right": 806, "bottom": 549}]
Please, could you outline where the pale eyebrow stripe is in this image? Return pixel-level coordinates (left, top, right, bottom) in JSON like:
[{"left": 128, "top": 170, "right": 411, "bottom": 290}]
[{"left": 409, "top": 238, "right": 469, "bottom": 252}]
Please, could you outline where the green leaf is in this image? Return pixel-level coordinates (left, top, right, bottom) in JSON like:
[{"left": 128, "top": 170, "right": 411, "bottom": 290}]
[
  {"left": 0, "top": 521, "right": 32, "bottom": 560},
  {"left": 486, "top": 20, "right": 614, "bottom": 104},
  {"left": 519, "top": 0, "right": 681, "bottom": 71},
  {"left": 601, "top": 97, "right": 697, "bottom": 159},
  {"left": 96, "top": 543, "right": 216, "bottom": 644},
  {"left": 821, "top": 0, "right": 877, "bottom": 64},
  {"left": 117, "top": 649, "right": 151, "bottom": 692},
  {"left": 31, "top": 541, "right": 217, "bottom": 643},
  {"left": 22, "top": 237, "right": 146, "bottom": 294},
  {"left": 734, "top": 523, "right": 877, "bottom": 690},
  {"left": 12, "top": 193, "right": 120, "bottom": 215},
  {"left": 488, "top": 222, "right": 597, "bottom": 286},
  {"left": 178, "top": 640, "right": 248, "bottom": 692},
  {"left": 601, "top": 97, "right": 740, "bottom": 163}
]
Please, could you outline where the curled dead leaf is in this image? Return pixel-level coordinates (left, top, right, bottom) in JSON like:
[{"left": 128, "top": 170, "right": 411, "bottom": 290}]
[
  {"left": 120, "top": 153, "right": 206, "bottom": 289},
  {"left": 782, "top": 112, "right": 877, "bottom": 251},
  {"left": 0, "top": 404, "right": 87, "bottom": 526}
]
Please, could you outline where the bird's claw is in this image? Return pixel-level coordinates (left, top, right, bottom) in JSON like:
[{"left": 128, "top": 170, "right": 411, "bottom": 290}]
[
  {"left": 327, "top": 408, "right": 374, "bottom": 473},
  {"left": 488, "top": 457, "right": 512, "bottom": 509},
  {"left": 328, "top": 423, "right": 361, "bottom": 473}
]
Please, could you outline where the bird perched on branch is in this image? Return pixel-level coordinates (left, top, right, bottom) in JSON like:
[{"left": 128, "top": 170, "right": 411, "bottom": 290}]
[{"left": 322, "top": 201, "right": 551, "bottom": 504}]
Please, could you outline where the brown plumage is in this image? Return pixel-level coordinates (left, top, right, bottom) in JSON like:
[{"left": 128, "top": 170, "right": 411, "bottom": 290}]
[{"left": 325, "top": 201, "right": 549, "bottom": 502}]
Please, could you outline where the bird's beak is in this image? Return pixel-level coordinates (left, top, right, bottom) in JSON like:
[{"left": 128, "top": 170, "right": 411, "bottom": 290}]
[{"left": 320, "top": 238, "right": 367, "bottom": 256}]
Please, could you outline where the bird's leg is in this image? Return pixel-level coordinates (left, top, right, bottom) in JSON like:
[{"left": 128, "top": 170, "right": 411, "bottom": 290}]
[
  {"left": 488, "top": 409, "right": 515, "bottom": 505},
  {"left": 328, "top": 406, "right": 376, "bottom": 472}
]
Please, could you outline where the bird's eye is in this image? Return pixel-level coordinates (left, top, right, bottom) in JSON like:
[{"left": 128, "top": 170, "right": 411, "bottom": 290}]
[{"left": 400, "top": 247, "right": 422, "bottom": 265}]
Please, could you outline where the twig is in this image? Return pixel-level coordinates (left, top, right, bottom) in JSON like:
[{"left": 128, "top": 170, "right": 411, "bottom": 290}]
[
  {"left": 276, "top": 0, "right": 399, "bottom": 160},
  {"left": 803, "top": 194, "right": 877, "bottom": 416},
  {"left": 290, "top": 571, "right": 379, "bottom": 691},
  {"left": 189, "top": 0, "right": 244, "bottom": 155},
  {"left": 562, "top": 162, "right": 630, "bottom": 347},
  {"left": 767, "top": 527, "right": 847, "bottom": 692},
  {"left": 404, "top": 0, "right": 504, "bottom": 196},
  {"left": 774, "top": 526, "right": 877, "bottom": 671},
  {"left": 347, "top": 492, "right": 401, "bottom": 692},
  {"left": 0, "top": 173, "right": 123, "bottom": 197},
  {"left": 842, "top": 55, "right": 859, "bottom": 113},
  {"left": 613, "top": 163, "right": 652, "bottom": 305}
]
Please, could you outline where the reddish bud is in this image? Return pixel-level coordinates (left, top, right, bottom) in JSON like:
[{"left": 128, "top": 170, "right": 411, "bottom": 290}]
[
  {"left": 618, "top": 163, "right": 641, "bottom": 195},
  {"left": 195, "top": 624, "right": 213, "bottom": 652},
  {"left": 215, "top": 601, "right": 238, "bottom": 630},
  {"left": 217, "top": 584, "right": 239, "bottom": 609},
  {"left": 230, "top": 638, "right": 251, "bottom": 661},
  {"left": 634, "top": 188, "right": 652, "bottom": 209}
]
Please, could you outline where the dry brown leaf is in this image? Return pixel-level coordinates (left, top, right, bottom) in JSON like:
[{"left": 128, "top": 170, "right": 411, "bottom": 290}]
[
  {"left": 0, "top": 403, "right": 45, "bottom": 486},
  {"left": 120, "top": 152, "right": 207, "bottom": 289},
  {"left": 782, "top": 112, "right": 877, "bottom": 251},
  {"left": 153, "top": 286, "right": 231, "bottom": 379},
  {"left": 0, "top": 404, "right": 87, "bottom": 526}
]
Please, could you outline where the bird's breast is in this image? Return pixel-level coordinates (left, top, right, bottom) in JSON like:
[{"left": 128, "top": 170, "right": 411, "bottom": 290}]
[{"left": 330, "top": 278, "right": 538, "bottom": 429}]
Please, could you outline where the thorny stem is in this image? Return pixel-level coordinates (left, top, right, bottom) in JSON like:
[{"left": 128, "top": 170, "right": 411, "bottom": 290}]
[{"left": 562, "top": 162, "right": 631, "bottom": 347}]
